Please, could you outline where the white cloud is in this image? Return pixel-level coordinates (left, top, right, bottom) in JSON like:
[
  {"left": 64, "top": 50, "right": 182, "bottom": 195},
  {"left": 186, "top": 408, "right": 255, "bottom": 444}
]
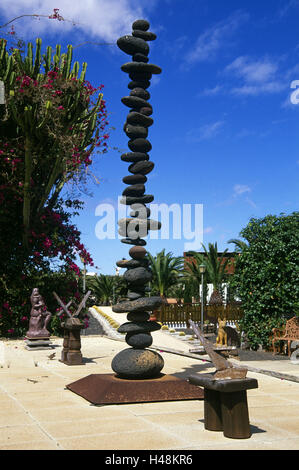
[
  {"left": 245, "top": 197, "right": 257, "bottom": 208},
  {"left": 0, "top": 0, "right": 151, "bottom": 42},
  {"left": 200, "top": 85, "right": 223, "bottom": 97},
  {"left": 226, "top": 56, "right": 278, "bottom": 83},
  {"left": 231, "top": 81, "right": 285, "bottom": 96},
  {"left": 185, "top": 10, "right": 249, "bottom": 64},
  {"left": 233, "top": 184, "right": 251, "bottom": 196},
  {"left": 225, "top": 55, "right": 286, "bottom": 96},
  {"left": 278, "top": 0, "right": 299, "bottom": 17},
  {"left": 186, "top": 120, "right": 225, "bottom": 143}
]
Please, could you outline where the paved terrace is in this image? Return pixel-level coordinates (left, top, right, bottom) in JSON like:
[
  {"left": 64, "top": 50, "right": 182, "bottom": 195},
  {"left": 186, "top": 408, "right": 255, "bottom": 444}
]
[{"left": 0, "top": 311, "right": 299, "bottom": 450}]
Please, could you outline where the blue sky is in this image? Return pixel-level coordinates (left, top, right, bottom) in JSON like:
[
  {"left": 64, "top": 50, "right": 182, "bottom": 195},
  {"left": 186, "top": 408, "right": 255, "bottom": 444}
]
[{"left": 1, "top": 0, "right": 299, "bottom": 274}]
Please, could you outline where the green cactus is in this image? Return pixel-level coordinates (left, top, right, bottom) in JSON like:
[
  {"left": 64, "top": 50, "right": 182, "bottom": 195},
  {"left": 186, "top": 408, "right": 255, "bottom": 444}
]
[
  {"left": 24, "top": 42, "right": 33, "bottom": 75},
  {"left": 1, "top": 37, "right": 105, "bottom": 249},
  {"left": 43, "top": 45, "right": 52, "bottom": 74},
  {"left": 33, "top": 38, "right": 42, "bottom": 78},
  {"left": 79, "top": 62, "right": 87, "bottom": 83}
]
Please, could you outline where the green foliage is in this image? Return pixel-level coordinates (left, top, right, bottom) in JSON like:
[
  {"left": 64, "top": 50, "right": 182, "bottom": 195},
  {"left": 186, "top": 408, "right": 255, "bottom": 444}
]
[
  {"left": 87, "top": 275, "right": 126, "bottom": 305},
  {"left": 0, "top": 271, "right": 84, "bottom": 337},
  {"left": 229, "top": 212, "right": 299, "bottom": 350},
  {"left": 146, "top": 250, "right": 183, "bottom": 297},
  {"left": 0, "top": 37, "right": 109, "bottom": 337},
  {"left": 185, "top": 242, "right": 230, "bottom": 305}
]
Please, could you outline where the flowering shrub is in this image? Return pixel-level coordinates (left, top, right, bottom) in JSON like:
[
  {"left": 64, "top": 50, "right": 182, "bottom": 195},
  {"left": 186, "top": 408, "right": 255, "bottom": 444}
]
[{"left": 0, "top": 37, "right": 109, "bottom": 336}]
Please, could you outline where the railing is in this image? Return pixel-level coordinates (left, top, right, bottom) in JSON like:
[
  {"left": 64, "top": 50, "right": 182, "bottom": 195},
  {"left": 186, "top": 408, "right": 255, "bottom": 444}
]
[{"left": 156, "top": 303, "right": 243, "bottom": 328}]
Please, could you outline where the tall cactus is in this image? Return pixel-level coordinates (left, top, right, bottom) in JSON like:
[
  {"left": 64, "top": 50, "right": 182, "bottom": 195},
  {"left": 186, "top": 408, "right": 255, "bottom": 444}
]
[{"left": 0, "top": 37, "right": 105, "bottom": 249}]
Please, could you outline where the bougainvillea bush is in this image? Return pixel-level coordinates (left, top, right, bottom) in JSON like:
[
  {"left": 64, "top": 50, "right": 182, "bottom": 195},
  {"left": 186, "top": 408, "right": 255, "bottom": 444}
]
[
  {"left": 0, "top": 37, "right": 109, "bottom": 336},
  {"left": 229, "top": 212, "right": 299, "bottom": 350}
]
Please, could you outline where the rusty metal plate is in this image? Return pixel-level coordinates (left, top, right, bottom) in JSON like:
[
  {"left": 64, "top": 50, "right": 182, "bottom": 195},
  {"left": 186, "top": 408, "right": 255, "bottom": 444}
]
[{"left": 66, "top": 373, "right": 204, "bottom": 405}]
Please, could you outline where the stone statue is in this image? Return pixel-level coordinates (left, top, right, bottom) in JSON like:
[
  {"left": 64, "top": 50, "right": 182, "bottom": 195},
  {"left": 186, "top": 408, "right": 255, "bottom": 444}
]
[
  {"left": 216, "top": 318, "right": 228, "bottom": 346},
  {"left": 26, "top": 288, "right": 52, "bottom": 338}
]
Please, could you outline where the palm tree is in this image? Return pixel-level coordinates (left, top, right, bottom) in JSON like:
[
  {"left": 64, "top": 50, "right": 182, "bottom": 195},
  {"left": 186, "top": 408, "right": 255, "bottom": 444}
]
[
  {"left": 184, "top": 253, "right": 208, "bottom": 303},
  {"left": 227, "top": 238, "right": 248, "bottom": 253},
  {"left": 202, "top": 242, "right": 230, "bottom": 306},
  {"left": 147, "top": 249, "right": 183, "bottom": 298},
  {"left": 87, "top": 274, "right": 125, "bottom": 305},
  {"left": 186, "top": 243, "right": 230, "bottom": 306}
]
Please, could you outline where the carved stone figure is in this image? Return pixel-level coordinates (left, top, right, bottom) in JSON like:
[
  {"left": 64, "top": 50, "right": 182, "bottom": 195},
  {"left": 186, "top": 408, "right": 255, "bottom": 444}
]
[{"left": 26, "top": 288, "right": 52, "bottom": 338}]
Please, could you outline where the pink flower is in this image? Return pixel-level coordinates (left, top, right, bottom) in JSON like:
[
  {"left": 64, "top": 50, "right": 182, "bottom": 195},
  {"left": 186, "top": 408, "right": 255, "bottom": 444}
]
[{"left": 43, "top": 237, "right": 52, "bottom": 248}]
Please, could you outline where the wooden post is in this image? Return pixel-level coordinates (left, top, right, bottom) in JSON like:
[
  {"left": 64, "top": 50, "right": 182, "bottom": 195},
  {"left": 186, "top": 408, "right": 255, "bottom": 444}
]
[
  {"left": 61, "top": 323, "right": 69, "bottom": 363},
  {"left": 188, "top": 373, "right": 258, "bottom": 440},
  {"left": 204, "top": 389, "right": 223, "bottom": 431},
  {"left": 220, "top": 390, "right": 251, "bottom": 439},
  {"left": 65, "top": 318, "right": 84, "bottom": 365}
]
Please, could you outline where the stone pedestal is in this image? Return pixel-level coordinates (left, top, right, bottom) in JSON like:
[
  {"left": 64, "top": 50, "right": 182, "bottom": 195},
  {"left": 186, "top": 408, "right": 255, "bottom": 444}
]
[
  {"left": 60, "top": 318, "right": 84, "bottom": 365},
  {"left": 25, "top": 336, "right": 54, "bottom": 351}
]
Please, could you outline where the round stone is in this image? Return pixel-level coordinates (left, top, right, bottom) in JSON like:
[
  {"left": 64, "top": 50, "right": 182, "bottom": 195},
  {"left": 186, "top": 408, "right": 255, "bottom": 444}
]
[
  {"left": 129, "top": 71, "right": 152, "bottom": 82},
  {"left": 128, "top": 139, "right": 152, "bottom": 153},
  {"left": 130, "top": 205, "right": 151, "bottom": 218},
  {"left": 127, "top": 111, "right": 153, "bottom": 127},
  {"left": 127, "top": 292, "right": 142, "bottom": 301},
  {"left": 122, "top": 62, "right": 161, "bottom": 75},
  {"left": 128, "top": 80, "right": 151, "bottom": 90},
  {"left": 139, "top": 106, "right": 153, "bottom": 116},
  {"left": 129, "top": 245, "right": 147, "bottom": 259},
  {"left": 121, "top": 95, "right": 151, "bottom": 110},
  {"left": 126, "top": 332, "right": 153, "bottom": 348},
  {"left": 129, "top": 160, "right": 154, "bottom": 175},
  {"left": 112, "top": 296, "right": 162, "bottom": 313},
  {"left": 118, "top": 225, "right": 148, "bottom": 238},
  {"left": 117, "top": 35, "right": 149, "bottom": 56},
  {"left": 121, "top": 152, "right": 149, "bottom": 163},
  {"left": 122, "top": 184, "right": 145, "bottom": 198},
  {"left": 111, "top": 348, "right": 164, "bottom": 379},
  {"left": 123, "top": 174, "right": 147, "bottom": 184},
  {"left": 119, "top": 194, "right": 154, "bottom": 205},
  {"left": 132, "top": 19, "right": 150, "bottom": 31},
  {"left": 127, "top": 311, "right": 150, "bottom": 321},
  {"left": 124, "top": 124, "right": 148, "bottom": 139},
  {"left": 130, "top": 88, "right": 150, "bottom": 100},
  {"left": 132, "top": 30, "right": 157, "bottom": 41},
  {"left": 118, "top": 217, "right": 161, "bottom": 232},
  {"left": 123, "top": 267, "right": 152, "bottom": 286},
  {"left": 117, "top": 321, "right": 161, "bottom": 333},
  {"left": 132, "top": 53, "right": 149, "bottom": 63},
  {"left": 121, "top": 238, "right": 147, "bottom": 246},
  {"left": 116, "top": 259, "right": 148, "bottom": 269}
]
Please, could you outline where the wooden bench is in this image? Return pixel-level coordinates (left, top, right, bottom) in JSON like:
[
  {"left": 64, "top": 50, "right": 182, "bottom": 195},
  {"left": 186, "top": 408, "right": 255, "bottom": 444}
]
[{"left": 272, "top": 316, "right": 299, "bottom": 356}]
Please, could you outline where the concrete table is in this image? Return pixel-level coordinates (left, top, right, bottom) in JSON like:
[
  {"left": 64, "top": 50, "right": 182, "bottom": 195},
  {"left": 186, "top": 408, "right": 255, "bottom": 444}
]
[{"left": 188, "top": 373, "right": 258, "bottom": 439}]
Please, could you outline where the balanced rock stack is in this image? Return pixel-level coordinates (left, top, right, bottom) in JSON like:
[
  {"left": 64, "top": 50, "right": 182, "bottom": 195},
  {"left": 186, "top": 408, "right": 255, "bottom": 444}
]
[{"left": 111, "top": 19, "right": 164, "bottom": 379}]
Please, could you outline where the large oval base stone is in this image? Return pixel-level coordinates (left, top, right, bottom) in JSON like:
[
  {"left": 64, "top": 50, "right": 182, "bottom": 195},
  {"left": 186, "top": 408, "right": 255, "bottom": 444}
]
[{"left": 111, "top": 348, "right": 164, "bottom": 379}]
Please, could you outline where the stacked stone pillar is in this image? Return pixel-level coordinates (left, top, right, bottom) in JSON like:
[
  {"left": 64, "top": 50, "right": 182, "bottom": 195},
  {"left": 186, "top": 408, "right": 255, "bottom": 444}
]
[{"left": 111, "top": 19, "right": 164, "bottom": 379}]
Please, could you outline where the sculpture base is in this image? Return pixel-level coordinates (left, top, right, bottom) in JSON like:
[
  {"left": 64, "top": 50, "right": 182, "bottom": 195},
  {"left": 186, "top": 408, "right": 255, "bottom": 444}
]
[
  {"left": 25, "top": 337, "right": 54, "bottom": 351},
  {"left": 66, "top": 373, "right": 204, "bottom": 405}
]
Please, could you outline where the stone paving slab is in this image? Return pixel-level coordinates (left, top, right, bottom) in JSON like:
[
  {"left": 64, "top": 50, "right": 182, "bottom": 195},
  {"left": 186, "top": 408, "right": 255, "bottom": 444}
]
[{"left": 0, "top": 335, "right": 299, "bottom": 450}]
